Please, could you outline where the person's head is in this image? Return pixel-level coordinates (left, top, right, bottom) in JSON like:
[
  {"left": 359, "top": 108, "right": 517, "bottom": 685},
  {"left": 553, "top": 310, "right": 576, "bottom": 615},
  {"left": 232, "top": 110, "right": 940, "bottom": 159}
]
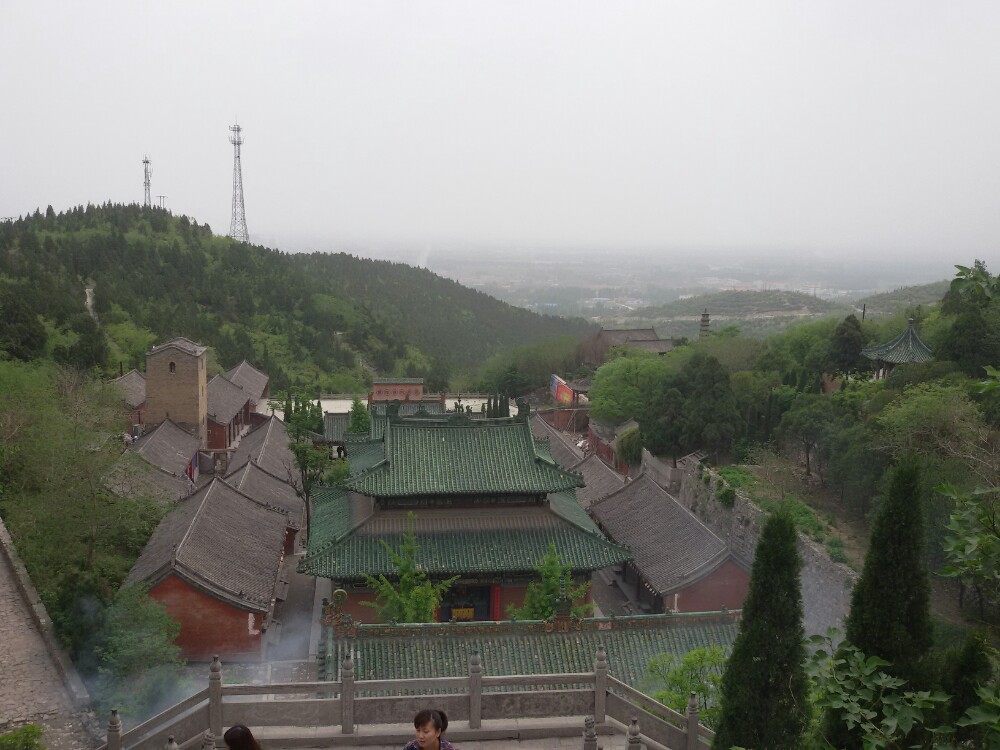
[
  {"left": 413, "top": 709, "right": 448, "bottom": 748},
  {"left": 223, "top": 725, "right": 262, "bottom": 750}
]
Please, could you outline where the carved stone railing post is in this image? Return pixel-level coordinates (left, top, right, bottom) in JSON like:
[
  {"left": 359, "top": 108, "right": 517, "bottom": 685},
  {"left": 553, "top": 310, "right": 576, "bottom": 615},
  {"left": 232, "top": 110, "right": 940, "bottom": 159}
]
[
  {"left": 468, "top": 650, "right": 482, "bottom": 729},
  {"left": 626, "top": 717, "right": 642, "bottom": 750},
  {"left": 685, "top": 692, "right": 700, "bottom": 750},
  {"left": 166, "top": 735, "right": 179, "bottom": 750},
  {"left": 208, "top": 656, "right": 223, "bottom": 748},
  {"left": 582, "top": 715, "right": 597, "bottom": 750},
  {"left": 593, "top": 646, "right": 608, "bottom": 723},
  {"left": 106, "top": 709, "right": 122, "bottom": 750},
  {"left": 201, "top": 730, "right": 215, "bottom": 750},
  {"left": 341, "top": 653, "right": 355, "bottom": 734}
]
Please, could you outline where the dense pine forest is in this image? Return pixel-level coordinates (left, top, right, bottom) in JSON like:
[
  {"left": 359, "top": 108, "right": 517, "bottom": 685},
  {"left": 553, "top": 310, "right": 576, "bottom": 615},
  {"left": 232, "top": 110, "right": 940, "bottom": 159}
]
[{"left": 0, "top": 203, "right": 592, "bottom": 391}]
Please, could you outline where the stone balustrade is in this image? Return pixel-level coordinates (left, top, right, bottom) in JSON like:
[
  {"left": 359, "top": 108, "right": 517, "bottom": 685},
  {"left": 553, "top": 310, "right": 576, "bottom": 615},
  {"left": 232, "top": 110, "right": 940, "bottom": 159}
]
[{"left": 100, "top": 650, "right": 713, "bottom": 750}]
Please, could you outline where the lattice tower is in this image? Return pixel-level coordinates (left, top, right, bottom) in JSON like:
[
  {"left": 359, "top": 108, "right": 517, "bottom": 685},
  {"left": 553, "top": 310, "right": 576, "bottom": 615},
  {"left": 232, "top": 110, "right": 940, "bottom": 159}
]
[
  {"left": 142, "top": 156, "right": 151, "bottom": 208},
  {"left": 228, "top": 123, "right": 249, "bottom": 242}
]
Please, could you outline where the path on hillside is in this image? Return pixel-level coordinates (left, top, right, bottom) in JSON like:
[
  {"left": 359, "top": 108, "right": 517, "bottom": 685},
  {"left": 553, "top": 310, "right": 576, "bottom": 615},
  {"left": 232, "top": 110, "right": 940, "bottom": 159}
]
[
  {"left": 0, "top": 548, "right": 93, "bottom": 748},
  {"left": 84, "top": 286, "right": 98, "bottom": 323}
]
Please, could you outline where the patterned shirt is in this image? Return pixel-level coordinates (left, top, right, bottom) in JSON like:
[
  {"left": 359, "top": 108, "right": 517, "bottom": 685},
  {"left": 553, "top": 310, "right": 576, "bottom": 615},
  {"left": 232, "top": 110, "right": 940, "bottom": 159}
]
[{"left": 403, "top": 740, "right": 458, "bottom": 750}]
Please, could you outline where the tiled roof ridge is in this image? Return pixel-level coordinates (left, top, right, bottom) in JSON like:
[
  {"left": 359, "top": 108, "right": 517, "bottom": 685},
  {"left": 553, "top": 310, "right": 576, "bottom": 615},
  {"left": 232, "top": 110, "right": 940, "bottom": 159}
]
[
  {"left": 132, "top": 452, "right": 190, "bottom": 484},
  {"left": 111, "top": 368, "right": 145, "bottom": 382},
  {"left": 300, "top": 487, "right": 374, "bottom": 561},
  {"left": 135, "top": 417, "right": 186, "bottom": 456},
  {"left": 150, "top": 336, "right": 206, "bottom": 356},
  {"left": 343, "top": 608, "right": 742, "bottom": 639},
  {"left": 215, "top": 474, "right": 292, "bottom": 519},
  {"left": 232, "top": 457, "right": 298, "bottom": 489},
  {"left": 531, "top": 415, "right": 584, "bottom": 461},
  {"left": 545, "top": 495, "right": 627, "bottom": 543},
  {"left": 173, "top": 480, "right": 215, "bottom": 563},
  {"left": 170, "top": 566, "right": 272, "bottom": 612}
]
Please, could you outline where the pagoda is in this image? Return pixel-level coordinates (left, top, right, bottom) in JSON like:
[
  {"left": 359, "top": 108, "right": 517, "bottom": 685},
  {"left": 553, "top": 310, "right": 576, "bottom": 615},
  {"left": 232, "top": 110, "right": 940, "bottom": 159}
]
[
  {"left": 861, "top": 318, "right": 933, "bottom": 379},
  {"left": 298, "top": 400, "right": 631, "bottom": 623}
]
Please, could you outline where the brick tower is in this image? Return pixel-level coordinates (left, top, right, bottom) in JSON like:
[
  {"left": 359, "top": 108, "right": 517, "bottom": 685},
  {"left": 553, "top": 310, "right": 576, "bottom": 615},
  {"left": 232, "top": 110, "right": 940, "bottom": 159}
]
[{"left": 144, "top": 338, "right": 208, "bottom": 447}]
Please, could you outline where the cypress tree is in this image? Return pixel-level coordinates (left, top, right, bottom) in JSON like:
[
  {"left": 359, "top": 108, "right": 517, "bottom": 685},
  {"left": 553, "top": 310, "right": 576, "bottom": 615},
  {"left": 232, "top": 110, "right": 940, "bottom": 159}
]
[
  {"left": 845, "top": 459, "right": 932, "bottom": 678},
  {"left": 713, "top": 511, "right": 809, "bottom": 750}
]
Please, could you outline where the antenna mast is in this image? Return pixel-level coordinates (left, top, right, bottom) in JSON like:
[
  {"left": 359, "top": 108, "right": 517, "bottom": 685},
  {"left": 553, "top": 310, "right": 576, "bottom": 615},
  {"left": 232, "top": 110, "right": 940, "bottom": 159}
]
[
  {"left": 142, "top": 156, "right": 152, "bottom": 208},
  {"left": 228, "top": 122, "right": 249, "bottom": 242}
]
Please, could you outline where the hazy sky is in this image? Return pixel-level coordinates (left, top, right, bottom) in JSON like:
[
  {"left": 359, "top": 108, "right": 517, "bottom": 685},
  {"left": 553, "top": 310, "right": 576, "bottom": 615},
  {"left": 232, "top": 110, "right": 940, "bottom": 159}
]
[{"left": 3, "top": 2, "right": 1000, "bottom": 264}]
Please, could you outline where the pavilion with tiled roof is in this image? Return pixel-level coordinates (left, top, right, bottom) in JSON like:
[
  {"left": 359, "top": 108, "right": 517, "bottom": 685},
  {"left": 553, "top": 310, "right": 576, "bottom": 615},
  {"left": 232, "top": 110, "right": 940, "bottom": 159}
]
[
  {"left": 861, "top": 318, "right": 934, "bottom": 378},
  {"left": 300, "top": 403, "right": 631, "bottom": 623}
]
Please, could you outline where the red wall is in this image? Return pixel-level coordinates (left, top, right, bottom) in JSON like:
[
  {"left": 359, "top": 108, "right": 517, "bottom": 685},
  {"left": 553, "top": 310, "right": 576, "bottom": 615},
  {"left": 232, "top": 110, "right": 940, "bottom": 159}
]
[
  {"left": 335, "top": 583, "right": 532, "bottom": 623},
  {"left": 540, "top": 409, "right": 588, "bottom": 432},
  {"left": 370, "top": 383, "right": 423, "bottom": 402},
  {"left": 207, "top": 420, "right": 227, "bottom": 450},
  {"left": 149, "top": 575, "right": 266, "bottom": 662},
  {"left": 671, "top": 559, "right": 749, "bottom": 614}
]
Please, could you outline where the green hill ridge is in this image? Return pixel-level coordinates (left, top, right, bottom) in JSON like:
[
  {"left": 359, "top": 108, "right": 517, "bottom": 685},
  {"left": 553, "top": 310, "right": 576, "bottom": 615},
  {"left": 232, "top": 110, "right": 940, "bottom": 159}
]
[{"left": 0, "top": 203, "right": 592, "bottom": 390}]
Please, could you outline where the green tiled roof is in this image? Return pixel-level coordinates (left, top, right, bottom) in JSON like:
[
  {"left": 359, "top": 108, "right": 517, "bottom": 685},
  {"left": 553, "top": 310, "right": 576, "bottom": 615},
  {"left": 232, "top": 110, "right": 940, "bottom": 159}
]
[
  {"left": 319, "top": 612, "right": 740, "bottom": 688},
  {"left": 298, "top": 494, "right": 630, "bottom": 580},
  {"left": 862, "top": 319, "right": 933, "bottom": 364},
  {"left": 345, "top": 440, "right": 386, "bottom": 476},
  {"left": 346, "top": 417, "right": 583, "bottom": 497}
]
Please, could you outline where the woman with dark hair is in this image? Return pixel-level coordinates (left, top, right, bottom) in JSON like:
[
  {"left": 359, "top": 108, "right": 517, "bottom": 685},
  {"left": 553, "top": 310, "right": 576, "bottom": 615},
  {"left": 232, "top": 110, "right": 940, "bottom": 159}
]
[
  {"left": 223, "top": 725, "right": 263, "bottom": 750},
  {"left": 404, "top": 709, "right": 457, "bottom": 750}
]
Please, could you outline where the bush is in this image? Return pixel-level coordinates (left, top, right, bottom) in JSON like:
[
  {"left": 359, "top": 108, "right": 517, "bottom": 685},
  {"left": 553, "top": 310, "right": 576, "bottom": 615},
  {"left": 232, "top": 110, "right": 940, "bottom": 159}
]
[
  {"left": 825, "top": 537, "right": 847, "bottom": 564},
  {"left": 0, "top": 726, "right": 44, "bottom": 750},
  {"left": 717, "top": 483, "right": 736, "bottom": 508},
  {"left": 717, "top": 465, "right": 755, "bottom": 490}
]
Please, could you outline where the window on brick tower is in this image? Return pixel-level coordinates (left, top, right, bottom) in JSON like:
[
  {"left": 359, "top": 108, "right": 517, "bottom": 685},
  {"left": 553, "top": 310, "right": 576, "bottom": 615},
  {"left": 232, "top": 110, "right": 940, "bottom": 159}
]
[{"left": 169, "top": 362, "right": 176, "bottom": 374}]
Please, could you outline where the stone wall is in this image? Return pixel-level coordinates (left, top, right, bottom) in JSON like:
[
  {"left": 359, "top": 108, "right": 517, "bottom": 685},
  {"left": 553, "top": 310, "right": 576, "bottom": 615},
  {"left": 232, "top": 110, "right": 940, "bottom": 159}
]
[
  {"left": 641, "top": 451, "right": 857, "bottom": 637},
  {"left": 145, "top": 345, "right": 207, "bottom": 445}
]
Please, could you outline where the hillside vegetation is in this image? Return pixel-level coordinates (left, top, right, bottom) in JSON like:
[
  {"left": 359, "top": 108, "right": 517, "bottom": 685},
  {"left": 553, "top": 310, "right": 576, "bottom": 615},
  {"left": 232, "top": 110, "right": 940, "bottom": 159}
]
[
  {"left": 852, "top": 279, "right": 950, "bottom": 318},
  {"left": 0, "top": 203, "right": 592, "bottom": 391}
]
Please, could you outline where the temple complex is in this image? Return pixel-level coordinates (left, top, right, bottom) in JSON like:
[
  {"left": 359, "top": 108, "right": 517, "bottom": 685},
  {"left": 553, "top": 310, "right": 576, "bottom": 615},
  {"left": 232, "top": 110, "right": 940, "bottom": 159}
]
[{"left": 299, "top": 401, "right": 631, "bottom": 622}]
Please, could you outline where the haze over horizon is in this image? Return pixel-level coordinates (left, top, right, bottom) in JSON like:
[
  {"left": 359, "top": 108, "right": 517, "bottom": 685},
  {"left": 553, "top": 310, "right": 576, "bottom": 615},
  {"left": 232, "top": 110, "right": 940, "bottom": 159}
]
[{"left": 4, "top": 2, "right": 1000, "bottom": 270}]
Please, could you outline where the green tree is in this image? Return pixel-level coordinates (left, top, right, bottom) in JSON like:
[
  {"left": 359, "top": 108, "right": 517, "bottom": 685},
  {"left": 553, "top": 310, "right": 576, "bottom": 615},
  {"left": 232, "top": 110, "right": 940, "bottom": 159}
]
[
  {"left": 647, "top": 646, "right": 727, "bottom": 728},
  {"left": 0, "top": 290, "right": 47, "bottom": 361},
  {"left": 92, "top": 585, "right": 184, "bottom": 719},
  {"left": 845, "top": 460, "right": 932, "bottom": 681},
  {"left": 713, "top": 511, "right": 809, "bottom": 750},
  {"left": 616, "top": 425, "right": 642, "bottom": 465},
  {"left": 677, "top": 352, "right": 741, "bottom": 462},
  {"left": 807, "top": 630, "right": 950, "bottom": 750},
  {"left": 938, "top": 484, "right": 1000, "bottom": 616},
  {"left": 508, "top": 543, "right": 591, "bottom": 620},
  {"left": 828, "top": 313, "right": 865, "bottom": 375},
  {"left": 362, "top": 515, "right": 457, "bottom": 623},
  {"left": 287, "top": 435, "right": 330, "bottom": 544},
  {"left": 777, "top": 393, "right": 836, "bottom": 479},
  {"left": 348, "top": 394, "right": 370, "bottom": 434}
]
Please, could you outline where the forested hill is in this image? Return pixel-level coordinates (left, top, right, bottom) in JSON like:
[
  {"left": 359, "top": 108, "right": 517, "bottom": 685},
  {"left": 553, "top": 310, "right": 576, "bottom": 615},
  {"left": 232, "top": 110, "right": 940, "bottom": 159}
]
[
  {"left": 0, "top": 203, "right": 591, "bottom": 390},
  {"left": 852, "top": 280, "right": 949, "bottom": 318}
]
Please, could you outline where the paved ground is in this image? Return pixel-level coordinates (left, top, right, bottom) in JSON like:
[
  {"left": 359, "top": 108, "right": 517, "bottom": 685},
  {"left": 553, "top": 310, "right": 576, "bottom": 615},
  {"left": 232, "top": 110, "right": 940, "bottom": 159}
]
[
  {"left": 0, "top": 546, "right": 92, "bottom": 749},
  {"left": 591, "top": 568, "right": 642, "bottom": 617},
  {"left": 269, "top": 553, "right": 317, "bottom": 661}
]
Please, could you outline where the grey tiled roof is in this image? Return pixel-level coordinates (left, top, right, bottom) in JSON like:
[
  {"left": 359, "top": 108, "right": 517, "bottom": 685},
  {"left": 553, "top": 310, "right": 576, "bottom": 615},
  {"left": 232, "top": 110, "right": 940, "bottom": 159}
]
[
  {"left": 149, "top": 337, "right": 206, "bottom": 357},
  {"left": 324, "top": 413, "right": 350, "bottom": 442},
  {"left": 571, "top": 454, "right": 626, "bottom": 508},
  {"left": 106, "top": 452, "right": 192, "bottom": 505},
  {"left": 225, "top": 360, "right": 270, "bottom": 401},
  {"left": 590, "top": 474, "right": 732, "bottom": 596},
  {"left": 207, "top": 374, "right": 248, "bottom": 425},
  {"left": 110, "top": 369, "right": 146, "bottom": 409},
  {"left": 131, "top": 419, "right": 199, "bottom": 476},
  {"left": 599, "top": 328, "right": 660, "bottom": 345},
  {"left": 627, "top": 339, "right": 675, "bottom": 355},
  {"left": 230, "top": 417, "right": 295, "bottom": 481},
  {"left": 320, "top": 612, "right": 741, "bottom": 687},
  {"left": 530, "top": 414, "right": 584, "bottom": 469},
  {"left": 226, "top": 460, "right": 304, "bottom": 526},
  {"left": 125, "top": 478, "right": 288, "bottom": 611}
]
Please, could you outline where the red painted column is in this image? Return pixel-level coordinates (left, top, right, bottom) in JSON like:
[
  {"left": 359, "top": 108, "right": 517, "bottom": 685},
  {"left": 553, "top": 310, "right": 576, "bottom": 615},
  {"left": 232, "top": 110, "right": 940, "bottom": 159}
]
[{"left": 490, "top": 585, "right": 502, "bottom": 621}]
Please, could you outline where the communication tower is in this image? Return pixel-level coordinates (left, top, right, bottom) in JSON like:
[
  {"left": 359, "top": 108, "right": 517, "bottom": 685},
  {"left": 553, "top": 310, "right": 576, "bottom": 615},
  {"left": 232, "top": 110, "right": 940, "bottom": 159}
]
[
  {"left": 143, "top": 156, "right": 152, "bottom": 208},
  {"left": 228, "top": 122, "right": 249, "bottom": 242}
]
